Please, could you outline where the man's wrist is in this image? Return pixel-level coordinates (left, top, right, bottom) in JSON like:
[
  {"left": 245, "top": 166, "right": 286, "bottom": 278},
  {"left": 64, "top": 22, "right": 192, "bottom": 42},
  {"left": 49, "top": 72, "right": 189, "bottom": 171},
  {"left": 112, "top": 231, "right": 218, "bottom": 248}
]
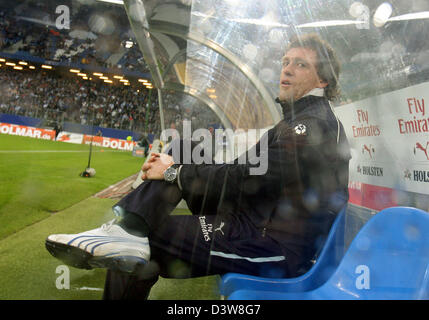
[{"left": 163, "top": 164, "right": 181, "bottom": 184}]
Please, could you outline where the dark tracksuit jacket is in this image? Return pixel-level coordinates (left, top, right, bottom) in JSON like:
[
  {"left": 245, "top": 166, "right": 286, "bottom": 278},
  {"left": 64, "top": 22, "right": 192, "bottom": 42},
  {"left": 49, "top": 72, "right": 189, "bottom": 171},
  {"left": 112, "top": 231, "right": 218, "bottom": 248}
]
[
  {"left": 106, "top": 95, "right": 352, "bottom": 299},
  {"left": 177, "top": 95, "right": 351, "bottom": 272}
]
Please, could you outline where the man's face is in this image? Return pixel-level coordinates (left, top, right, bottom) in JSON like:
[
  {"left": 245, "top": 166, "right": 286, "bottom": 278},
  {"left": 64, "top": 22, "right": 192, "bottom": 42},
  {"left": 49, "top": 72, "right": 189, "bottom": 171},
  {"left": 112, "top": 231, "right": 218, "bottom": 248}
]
[{"left": 279, "top": 47, "right": 327, "bottom": 103}]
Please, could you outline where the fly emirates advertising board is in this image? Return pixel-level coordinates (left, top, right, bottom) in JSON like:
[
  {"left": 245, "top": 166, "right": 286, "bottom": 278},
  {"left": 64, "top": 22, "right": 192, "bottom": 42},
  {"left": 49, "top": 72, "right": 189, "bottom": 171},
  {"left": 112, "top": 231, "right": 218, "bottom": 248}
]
[{"left": 334, "top": 81, "right": 429, "bottom": 210}]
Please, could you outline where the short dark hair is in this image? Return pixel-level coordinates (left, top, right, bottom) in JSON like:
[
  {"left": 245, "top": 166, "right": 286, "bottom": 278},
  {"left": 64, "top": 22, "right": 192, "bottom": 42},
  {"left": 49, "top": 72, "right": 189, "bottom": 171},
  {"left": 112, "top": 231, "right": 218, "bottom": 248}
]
[{"left": 286, "top": 33, "right": 341, "bottom": 101}]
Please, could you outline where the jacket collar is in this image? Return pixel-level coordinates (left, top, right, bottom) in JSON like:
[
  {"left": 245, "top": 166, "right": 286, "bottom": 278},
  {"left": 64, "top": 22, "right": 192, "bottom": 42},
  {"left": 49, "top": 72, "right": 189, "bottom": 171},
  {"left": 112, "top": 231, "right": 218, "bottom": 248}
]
[
  {"left": 275, "top": 91, "right": 329, "bottom": 121},
  {"left": 302, "top": 87, "right": 324, "bottom": 98}
]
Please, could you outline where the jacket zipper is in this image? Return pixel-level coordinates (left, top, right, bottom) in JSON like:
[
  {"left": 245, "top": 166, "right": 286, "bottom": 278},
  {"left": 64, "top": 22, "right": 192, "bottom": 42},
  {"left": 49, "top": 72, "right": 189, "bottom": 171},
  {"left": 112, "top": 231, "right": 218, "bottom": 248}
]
[{"left": 262, "top": 206, "right": 277, "bottom": 237}]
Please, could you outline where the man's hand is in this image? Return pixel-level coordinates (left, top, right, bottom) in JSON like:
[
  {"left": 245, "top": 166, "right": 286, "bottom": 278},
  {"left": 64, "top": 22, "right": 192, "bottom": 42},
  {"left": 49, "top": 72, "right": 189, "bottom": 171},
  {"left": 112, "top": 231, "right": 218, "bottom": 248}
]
[{"left": 141, "top": 153, "right": 175, "bottom": 180}]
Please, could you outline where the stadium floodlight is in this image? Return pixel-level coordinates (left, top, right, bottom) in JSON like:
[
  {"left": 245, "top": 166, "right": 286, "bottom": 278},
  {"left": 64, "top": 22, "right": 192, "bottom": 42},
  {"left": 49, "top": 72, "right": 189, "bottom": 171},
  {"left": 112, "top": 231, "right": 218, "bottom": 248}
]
[
  {"left": 100, "top": 76, "right": 108, "bottom": 80},
  {"left": 6, "top": 62, "right": 16, "bottom": 66},
  {"left": 0, "top": 58, "right": 5, "bottom": 62},
  {"left": 113, "top": 75, "right": 123, "bottom": 79},
  {"left": 93, "top": 72, "right": 103, "bottom": 76},
  {"left": 120, "top": 79, "right": 129, "bottom": 82},
  {"left": 70, "top": 69, "right": 80, "bottom": 73},
  {"left": 78, "top": 73, "right": 87, "bottom": 77},
  {"left": 41, "top": 65, "right": 52, "bottom": 69},
  {"left": 104, "top": 79, "right": 113, "bottom": 83},
  {"left": 138, "top": 79, "right": 148, "bottom": 83},
  {"left": 14, "top": 66, "right": 23, "bottom": 70},
  {"left": 18, "top": 61, "right": 28, "bottom": 65},
  {"left": 29, "top": 66, "right": 36, "bottom": 69},
  {"left": 373, "top": 2, "right": 393, "bottom": 27}
]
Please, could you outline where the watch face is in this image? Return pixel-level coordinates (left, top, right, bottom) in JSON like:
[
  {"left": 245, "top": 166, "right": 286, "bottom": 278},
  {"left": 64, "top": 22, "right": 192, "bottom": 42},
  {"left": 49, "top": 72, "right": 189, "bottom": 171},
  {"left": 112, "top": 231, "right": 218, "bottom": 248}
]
[{"left": 165, "top": 166, "right": 177, "bottom": 182}]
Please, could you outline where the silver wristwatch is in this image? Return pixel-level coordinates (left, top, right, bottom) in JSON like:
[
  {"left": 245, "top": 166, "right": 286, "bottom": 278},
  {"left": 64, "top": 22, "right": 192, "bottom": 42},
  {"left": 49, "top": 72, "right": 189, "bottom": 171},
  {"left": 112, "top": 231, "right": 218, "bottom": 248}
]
[{"left": 164, "top": 164, "right": 179, "bottom": 183}]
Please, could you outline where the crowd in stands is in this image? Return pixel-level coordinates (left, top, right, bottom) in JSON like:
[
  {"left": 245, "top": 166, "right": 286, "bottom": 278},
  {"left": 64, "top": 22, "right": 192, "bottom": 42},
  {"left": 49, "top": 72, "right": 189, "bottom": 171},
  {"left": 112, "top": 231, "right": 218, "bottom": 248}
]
[
  {"left": 0, "top": 2, "right": 149, "bottom": 73},
  {"left": 0, "top": 65, "right": 220, "bottom": 136},
  {"left": 0, "top": 1, "right": 161, "bottom": 134},
  {"left": 0, "top": 1, "right": 222, "bottom": 136},
  {"left": 0, "top": 66, "right": 160, "bottom": 134}
]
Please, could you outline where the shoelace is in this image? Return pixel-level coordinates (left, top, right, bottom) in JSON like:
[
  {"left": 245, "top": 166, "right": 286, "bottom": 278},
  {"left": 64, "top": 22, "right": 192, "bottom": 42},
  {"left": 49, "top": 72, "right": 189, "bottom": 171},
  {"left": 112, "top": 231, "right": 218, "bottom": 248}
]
[{"left": 100, "top": 219, "right": 117, "bottom": 232}]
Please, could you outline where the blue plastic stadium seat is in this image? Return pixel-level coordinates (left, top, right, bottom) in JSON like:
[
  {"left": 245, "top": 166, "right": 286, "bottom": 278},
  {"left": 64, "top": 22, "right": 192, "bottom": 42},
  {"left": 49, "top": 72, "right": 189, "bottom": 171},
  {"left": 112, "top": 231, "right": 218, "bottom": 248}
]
[
  {"left": 228, "top": 207, "right": 429, "bottom": 300},
  {"left": 219, "top": 205, "right": 347, "bottom": 297}
]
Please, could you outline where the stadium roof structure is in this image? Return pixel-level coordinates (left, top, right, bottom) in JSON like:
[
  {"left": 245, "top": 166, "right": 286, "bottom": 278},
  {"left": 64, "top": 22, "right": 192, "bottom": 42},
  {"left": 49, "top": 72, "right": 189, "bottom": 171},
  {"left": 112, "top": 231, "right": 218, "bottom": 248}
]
[
  {"left": 121, "top": 0, "right": 283, "bottom": 131},
  {"left": 116, "top": 0, "right": 429, "bottom": 132}
]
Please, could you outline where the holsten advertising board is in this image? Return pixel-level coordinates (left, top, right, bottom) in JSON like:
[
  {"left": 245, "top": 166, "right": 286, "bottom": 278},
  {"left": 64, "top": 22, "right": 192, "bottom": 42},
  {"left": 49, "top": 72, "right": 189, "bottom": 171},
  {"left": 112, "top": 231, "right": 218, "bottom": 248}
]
[{"left": 335, "top": 81, "right": 429, "bottom": 210}]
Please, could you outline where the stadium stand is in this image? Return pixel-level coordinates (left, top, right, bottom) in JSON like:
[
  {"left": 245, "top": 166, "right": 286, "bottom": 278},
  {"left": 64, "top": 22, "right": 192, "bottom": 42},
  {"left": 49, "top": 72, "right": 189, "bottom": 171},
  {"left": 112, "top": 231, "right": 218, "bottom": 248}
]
[
  {"left": 0, "top": 66, "right": 160, "bottom": 133},
  {"left": 0, "top": 1, "right": 221, "bottom": 136},
  {"left": 0, "top": 2, "right": 149, "bottom": 72},
  {"left": 0, "top": 0, "right": 165, "bottom": 135}
]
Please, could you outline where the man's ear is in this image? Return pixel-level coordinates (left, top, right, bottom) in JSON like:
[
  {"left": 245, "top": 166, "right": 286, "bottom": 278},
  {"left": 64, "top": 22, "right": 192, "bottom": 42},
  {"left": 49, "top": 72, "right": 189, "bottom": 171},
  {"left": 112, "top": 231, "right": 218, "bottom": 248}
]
[{"left": 318, "top": 79, "right": 328, "bottom": 88}]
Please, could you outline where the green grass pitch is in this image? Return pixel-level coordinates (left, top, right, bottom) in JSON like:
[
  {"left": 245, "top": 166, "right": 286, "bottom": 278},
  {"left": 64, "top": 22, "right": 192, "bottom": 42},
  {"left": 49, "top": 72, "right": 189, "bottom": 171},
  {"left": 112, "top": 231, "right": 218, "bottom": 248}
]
[{"left": 0, "top": 134, "right": 219, "bottom": 300}]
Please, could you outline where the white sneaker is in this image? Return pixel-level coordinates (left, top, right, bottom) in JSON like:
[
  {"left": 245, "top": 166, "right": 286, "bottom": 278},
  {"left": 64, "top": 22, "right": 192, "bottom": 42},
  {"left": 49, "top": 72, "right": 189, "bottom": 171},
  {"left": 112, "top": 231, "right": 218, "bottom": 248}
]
[{"left": 45, "top": 219, "right": 150, "bottom": 274}]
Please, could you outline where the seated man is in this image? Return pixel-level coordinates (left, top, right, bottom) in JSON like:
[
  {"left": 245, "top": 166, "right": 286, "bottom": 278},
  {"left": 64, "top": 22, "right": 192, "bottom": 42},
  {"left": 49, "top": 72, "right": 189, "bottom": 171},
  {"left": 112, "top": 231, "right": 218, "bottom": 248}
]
[{"left": 46, "top": 33, "right": 350, "bottom": 300}]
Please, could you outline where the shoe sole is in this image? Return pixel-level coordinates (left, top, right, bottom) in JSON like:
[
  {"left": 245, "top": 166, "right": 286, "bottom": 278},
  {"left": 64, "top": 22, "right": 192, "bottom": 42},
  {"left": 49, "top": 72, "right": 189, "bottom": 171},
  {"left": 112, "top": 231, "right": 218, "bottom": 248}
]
[{"left": 45, "top": 239, "right": 147, "bottom": 274}]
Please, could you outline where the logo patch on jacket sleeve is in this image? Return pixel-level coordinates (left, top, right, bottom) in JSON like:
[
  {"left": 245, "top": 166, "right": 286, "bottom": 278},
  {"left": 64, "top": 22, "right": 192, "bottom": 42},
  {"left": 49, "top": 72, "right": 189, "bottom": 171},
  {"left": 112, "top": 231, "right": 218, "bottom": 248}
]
[{"left": 294, "top": 123, "right": 307, "bottom": 135}]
